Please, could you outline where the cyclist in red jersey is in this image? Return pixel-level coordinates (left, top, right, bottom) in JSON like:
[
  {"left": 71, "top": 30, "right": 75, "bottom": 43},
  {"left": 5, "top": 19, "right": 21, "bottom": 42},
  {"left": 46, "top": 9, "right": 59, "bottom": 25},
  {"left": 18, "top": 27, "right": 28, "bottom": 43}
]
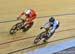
[{"left": 17, "top": 9, "right": 36, "bottom": 28}]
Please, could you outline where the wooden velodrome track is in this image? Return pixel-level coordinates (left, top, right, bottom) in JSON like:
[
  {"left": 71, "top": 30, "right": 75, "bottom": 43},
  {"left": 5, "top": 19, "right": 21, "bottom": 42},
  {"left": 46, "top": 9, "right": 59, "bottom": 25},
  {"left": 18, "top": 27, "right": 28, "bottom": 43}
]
[{"left": 0, "top": 0, "right": 75, "bottom": 54}]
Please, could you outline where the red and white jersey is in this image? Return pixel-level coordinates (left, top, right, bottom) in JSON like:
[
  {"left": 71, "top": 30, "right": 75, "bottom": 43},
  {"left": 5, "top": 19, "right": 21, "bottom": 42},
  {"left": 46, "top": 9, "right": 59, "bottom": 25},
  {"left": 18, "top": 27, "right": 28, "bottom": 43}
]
[{"left": 19, "top": 9, "right": 36, "bottom": 20}]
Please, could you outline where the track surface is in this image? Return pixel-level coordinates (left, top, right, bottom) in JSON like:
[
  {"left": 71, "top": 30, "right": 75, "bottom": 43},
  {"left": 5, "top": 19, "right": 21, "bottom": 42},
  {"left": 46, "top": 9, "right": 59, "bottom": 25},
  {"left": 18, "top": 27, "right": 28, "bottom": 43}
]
[{"left": 0, "top": 0, "right": 75, "bottom": 54}]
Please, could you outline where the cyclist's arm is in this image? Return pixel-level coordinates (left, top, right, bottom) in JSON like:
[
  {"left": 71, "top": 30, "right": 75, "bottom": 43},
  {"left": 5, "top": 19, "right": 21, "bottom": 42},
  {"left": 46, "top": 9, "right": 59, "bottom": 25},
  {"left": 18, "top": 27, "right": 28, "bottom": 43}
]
[
  {"left": 41, "top": 20, "right": 49, "bottom": 27},
  {"left": 17, "top": 11, "right": 24, "bottom": 18}
]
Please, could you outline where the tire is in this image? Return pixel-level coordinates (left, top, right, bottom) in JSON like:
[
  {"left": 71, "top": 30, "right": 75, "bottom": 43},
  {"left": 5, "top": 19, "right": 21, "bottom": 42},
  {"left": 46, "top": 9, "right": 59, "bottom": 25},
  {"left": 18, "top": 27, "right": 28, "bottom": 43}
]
[
  {"left": 34, "top": 31, "right": 46, "bottom": 44},
  {"left": 34, "top": 35, "right": 41, "bottom": 44},
  {"left": 9, "top": 22, "right": 23, "bottom": 34}
]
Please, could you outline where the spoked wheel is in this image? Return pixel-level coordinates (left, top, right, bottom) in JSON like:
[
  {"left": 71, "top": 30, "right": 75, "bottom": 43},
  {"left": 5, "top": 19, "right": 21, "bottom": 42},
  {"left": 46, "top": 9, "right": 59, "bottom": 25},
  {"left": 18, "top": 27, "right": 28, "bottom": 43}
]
[
  {"left": 34, "top": 31, "right": 46, "bottom": 44},
  {"left": 9, "top": 22, "right": 23, "bottom": 34}
]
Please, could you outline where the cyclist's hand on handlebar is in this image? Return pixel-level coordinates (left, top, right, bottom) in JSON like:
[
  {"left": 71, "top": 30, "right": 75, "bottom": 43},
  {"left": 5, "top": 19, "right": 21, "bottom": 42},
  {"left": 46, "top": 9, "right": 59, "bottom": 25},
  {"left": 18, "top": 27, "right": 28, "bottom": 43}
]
[{"left": 17, "top": 17, "right": 20, "bottom": 20}]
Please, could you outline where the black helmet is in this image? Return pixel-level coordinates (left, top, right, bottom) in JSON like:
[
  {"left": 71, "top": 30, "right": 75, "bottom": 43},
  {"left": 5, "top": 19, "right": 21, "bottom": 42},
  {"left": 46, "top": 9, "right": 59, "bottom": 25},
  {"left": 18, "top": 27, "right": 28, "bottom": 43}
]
[{"left": 49, "top": 17, "right": 55, "bottom": 22}]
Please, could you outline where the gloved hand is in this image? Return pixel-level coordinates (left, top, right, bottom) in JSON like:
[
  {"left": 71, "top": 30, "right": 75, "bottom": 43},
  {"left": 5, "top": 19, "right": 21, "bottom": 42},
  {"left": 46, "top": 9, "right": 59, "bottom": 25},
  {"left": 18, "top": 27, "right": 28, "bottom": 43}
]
[
  {"left": 40, "top": 27, "right": 43, "bottom": 29},
  {"left": 17, "top": 17, "right": 20, "bottom": 20}
]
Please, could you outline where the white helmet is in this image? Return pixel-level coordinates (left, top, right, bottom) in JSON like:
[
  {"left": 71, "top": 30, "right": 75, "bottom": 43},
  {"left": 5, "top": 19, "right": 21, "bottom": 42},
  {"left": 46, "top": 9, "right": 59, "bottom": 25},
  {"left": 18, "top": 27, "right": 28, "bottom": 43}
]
[{"left": 24, "top": 9, "right": 31, "bottom": 14}]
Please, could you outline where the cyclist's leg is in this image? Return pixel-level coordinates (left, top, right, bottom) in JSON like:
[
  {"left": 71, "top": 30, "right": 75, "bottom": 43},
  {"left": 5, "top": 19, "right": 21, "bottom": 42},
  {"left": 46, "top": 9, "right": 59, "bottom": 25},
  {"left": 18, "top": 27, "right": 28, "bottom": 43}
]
[
  {"left": 22, "top": 18, "right": 34, "bottom": 32},
  {"left": 24, "top": 18, "right": 34, "bottom": 26},
  {"left": 22, "top": 18, "right": 31, "bottom": 28},
  {"left": 43, "top": 24, "right": 59, "bottom": 42},
  {"left": 44, "top": 27, "right": 55, "bottom": 41},
  {"left": 47, "top": 24, "right": 59, "bottom": 38},
  {"left": 43, "top": 28, "right": 53, "bottom": 42}
]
